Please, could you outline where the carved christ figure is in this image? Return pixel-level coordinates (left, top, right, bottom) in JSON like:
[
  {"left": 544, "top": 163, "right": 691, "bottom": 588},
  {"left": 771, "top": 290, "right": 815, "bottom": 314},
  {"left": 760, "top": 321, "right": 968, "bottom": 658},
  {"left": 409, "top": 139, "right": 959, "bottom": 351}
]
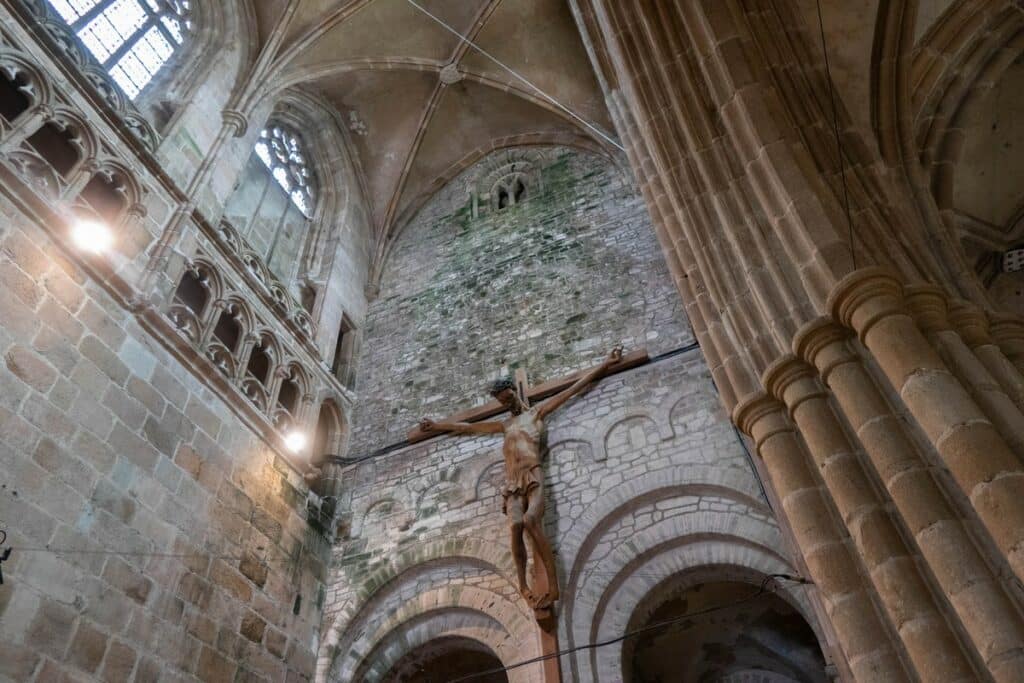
[{"left": 419, "top": 347, "right": 623, "bottom": 609}]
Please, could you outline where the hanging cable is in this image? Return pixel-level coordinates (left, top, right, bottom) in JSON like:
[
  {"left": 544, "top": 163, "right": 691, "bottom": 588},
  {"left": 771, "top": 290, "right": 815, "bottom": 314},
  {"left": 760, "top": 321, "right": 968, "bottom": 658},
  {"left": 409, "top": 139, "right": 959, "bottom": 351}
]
[
  {"left": 402, "top": 0, "right": 625, "bottom": 153},
  {"left": 814, "top": 0, "right": 857, "bottom": 269},
  {"left": 448, "top": 573, "right": 812, "bottom": 682}
]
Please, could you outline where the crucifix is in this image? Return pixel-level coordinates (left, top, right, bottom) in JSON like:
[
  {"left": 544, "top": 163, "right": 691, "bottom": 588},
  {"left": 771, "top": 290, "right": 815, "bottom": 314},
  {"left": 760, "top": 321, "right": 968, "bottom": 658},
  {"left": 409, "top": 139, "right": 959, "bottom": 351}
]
[
  {"left": 414, "top": 347, "right": 647, "bottom": 683},
  {"left": 414, "top": 347, "right": 648, "bottom": 613}
]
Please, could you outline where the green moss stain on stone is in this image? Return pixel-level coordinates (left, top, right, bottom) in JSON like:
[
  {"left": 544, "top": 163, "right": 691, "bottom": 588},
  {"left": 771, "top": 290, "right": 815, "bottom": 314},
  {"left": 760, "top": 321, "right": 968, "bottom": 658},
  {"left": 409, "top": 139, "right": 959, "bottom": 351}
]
[{"left": 351, "top": 147, "right": 692, "bottom": 450}]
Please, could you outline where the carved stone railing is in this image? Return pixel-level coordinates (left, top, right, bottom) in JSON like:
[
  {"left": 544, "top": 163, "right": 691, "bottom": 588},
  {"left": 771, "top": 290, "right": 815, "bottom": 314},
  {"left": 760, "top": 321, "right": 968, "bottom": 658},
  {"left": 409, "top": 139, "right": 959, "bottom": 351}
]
[
  {"left": 15, "top": 0, "right": 161, "bottom": 152},
  {"left": 214, "top": 219, "right": 317, "bottom": 342}
]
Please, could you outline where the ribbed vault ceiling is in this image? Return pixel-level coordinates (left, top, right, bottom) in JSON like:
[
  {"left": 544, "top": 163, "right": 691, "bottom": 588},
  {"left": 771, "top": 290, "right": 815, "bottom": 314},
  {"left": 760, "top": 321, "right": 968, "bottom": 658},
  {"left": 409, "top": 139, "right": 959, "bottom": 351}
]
[{"left": 250, "top": 0, "right": 617, "bottom": 247}]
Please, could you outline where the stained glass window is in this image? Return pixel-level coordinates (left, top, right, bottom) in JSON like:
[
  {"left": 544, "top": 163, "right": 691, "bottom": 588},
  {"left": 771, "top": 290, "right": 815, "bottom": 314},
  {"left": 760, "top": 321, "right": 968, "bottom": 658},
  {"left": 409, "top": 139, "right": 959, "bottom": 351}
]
[
  {"left": 254, "top": 126, "right": 317, "bottom": 218},
  {"left": 46, "top": 0, "right": 191, "bottom": 99}
]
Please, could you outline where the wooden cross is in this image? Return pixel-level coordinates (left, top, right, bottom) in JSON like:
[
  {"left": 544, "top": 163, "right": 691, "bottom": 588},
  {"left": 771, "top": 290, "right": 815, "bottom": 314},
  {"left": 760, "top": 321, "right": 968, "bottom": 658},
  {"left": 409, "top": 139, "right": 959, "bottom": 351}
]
[{"left": 406, "top": 348, "right": 649, "bottom": 442}]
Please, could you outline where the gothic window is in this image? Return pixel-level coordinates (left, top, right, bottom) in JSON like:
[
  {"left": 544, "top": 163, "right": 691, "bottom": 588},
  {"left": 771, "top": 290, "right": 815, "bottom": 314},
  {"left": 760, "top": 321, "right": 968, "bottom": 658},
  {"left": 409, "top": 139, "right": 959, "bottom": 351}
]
[
  {"left": 331, "top": 314, "right": 357, "bottom": 387},
  {"left": 79, "top": 170, "right": 128, "bottom": 223},
  {"left": 25, "top": 122, "right": 81, "bottom": 178},
  {"left": 46, "top": 0, "right": 192, "bottom": 99},
  {"left": 246, "top": 342, "right": 271, "bottom": 385},
  {"left": 0, "top": 69, "right": 32, "bottom": 122},
  {"left": 254, "top": 125, "right": 317, "bottom": 218},
  {"left": 492, "top": 172, "right": 528, "bottom": 210},
  {"left": 212, "top": 307, "right": 241, "bottom": 352},
  {"left": 173, "top": 268, "right": 207, "bottom": 316}
]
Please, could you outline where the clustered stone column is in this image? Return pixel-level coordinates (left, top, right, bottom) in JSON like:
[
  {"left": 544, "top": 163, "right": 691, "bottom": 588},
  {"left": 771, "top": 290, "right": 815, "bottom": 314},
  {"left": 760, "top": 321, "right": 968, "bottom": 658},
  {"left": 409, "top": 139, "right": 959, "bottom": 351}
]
[
  {"left": 734, "top": 396, "right": 910, "bottom": 681},
  {"left": 569, "top": 0, "right": 1024, "bottom": 679},
  {"left": 832, "top": 270, "right": 1024, "bottom": 586}
]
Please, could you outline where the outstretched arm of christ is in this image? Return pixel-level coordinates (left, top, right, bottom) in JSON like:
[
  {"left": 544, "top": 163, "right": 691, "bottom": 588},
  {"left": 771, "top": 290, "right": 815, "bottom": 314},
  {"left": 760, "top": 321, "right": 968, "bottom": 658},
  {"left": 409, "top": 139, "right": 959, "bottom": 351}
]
[
  {"left": 419, "top": 418, "right": 504, "bottom": 436},
  {"left": 536, "top": 346, "right": 623, "bottom": 420}
]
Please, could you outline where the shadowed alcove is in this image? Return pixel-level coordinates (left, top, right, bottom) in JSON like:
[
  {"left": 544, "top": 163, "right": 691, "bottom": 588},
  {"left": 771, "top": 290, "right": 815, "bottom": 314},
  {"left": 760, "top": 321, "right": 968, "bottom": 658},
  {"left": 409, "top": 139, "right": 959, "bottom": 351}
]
[
  {"left": 623, "top": 574, "right": 828, "bottom": 683},
  {"left": 380, "top": 636, "right": 508, "bottom": 683}
]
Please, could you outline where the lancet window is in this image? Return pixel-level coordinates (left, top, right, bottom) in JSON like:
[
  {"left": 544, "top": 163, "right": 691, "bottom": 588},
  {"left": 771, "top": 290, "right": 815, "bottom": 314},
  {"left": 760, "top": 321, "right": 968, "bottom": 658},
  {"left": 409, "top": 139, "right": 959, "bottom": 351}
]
[
  {"left": 46, "top": 0, "right": 192, "bottom": 99},
  {"left": 254, "top": 125, "right": 317, "bottom": 218}
]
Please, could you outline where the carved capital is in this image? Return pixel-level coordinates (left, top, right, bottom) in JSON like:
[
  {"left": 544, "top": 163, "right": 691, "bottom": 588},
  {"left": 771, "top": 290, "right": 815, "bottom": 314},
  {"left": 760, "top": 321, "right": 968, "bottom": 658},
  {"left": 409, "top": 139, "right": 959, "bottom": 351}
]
[
  {"left": 948, "top": 300, "right": 991, "bottom": 348},
  {"left": 798, "top": 320, "right": 858, "bottom": 388},
  {"left": 80, "top": 157, "right": 102, "bottom": 174},
  {"left": 989, "top": 313, "right": 1024, "bottom": 348},
  {"left": 762, "top": 354, "right": 826, "bottom": 418},
  {"left": 762, "top": 354, "right": 812, "bottom": 397},
  {"left": 732, "top": 391, "right": 790, "bottom": 448},
  {"left": 827, "top": 266, "right": 904, "bottom": 342},
  {"left": 904, "top": 284, "right": 950, "bottom": 334},
  {"left": 221, "top": 109, "right": 248, "bottom": 138},
  {"left": 793, "top": 317, "right": 853, "bottom": 372},
  {"left": 364, "top": 282, "right": 381, "bottom": 302}
]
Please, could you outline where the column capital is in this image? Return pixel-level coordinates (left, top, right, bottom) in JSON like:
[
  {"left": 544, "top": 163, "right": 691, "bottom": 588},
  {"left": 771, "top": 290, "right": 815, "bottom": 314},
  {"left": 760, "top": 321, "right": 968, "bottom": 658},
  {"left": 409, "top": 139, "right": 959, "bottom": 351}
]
[
  {"left": 827, "top": 266, "right": 904, "bottom": 342},
  {"left": 948, "top": 300, "right": 992, "bottom": 348},
  {"left": 904, "top": 284, "right": 950, "bottom": 334},
  {"left": 732, "top": 391, "right": 789, "bottom": 448},
  {"left": 221, "top": 109, "right": 249, "bottom": 138},
  {"left": 762, "top": 354, "right": 813, "bottom": 398},
  {"left": 793, "top": 317, "right": 857, "bottom": 384},
  {"left": 989, "top": 312, "right": 1024, "bottom": 349},
  {"left": 793, "top": 317, "right": 851, "bottom": 364},
  {"left": 126, "top": 202, "right": 148, "bottom": 219}
]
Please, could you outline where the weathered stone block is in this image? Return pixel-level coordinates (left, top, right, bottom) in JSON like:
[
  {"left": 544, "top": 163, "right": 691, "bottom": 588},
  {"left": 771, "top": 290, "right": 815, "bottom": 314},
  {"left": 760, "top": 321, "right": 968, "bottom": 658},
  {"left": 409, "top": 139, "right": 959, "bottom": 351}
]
[
  {"left": 80, "top": 336, "right": 129, "bottom": 385},
  {"left": 239, "top": 553, "right": 268, "bottom": 588},
  {"left": 210, "top": 560, "right": 252, "bottom": 603},
  {"left": 67, "top": 620, "right": 109, "bottom": 673},
  {"left": 265, "top": 627, "right": 288, "bottom": 659},
  {"left": 103, "top": 556, "right": 153, "bottom": 605},
  {"left": 197, "top": 644, "right": 237, "bottom": 682},
  {"left": 178, "top": 572, "right": 213, "bottom": 609},
  {"left": 240, "top": 611, "right": 266, "bottom": 643},
  {"left": 26, "top": 597, "right": 78, "bottom": 657},
  {"left": 100, "top": 639, "right": 137, "bottom": 682},
  {"left": 6, "top": 344, "right": 57, "bottom": 392},
  {"left": 0, "top": 640, "right": 39, "bottom": 680}
]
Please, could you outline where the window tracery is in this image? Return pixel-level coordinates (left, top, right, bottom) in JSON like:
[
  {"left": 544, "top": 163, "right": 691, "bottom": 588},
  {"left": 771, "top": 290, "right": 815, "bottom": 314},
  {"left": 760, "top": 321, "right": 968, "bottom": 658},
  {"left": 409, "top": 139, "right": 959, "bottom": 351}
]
[
  {"left": 254, "top": 125, "right": 317, "bottom": 218},
  {"left": 45, "top": 0, "right": 191, "bottom": 99}
]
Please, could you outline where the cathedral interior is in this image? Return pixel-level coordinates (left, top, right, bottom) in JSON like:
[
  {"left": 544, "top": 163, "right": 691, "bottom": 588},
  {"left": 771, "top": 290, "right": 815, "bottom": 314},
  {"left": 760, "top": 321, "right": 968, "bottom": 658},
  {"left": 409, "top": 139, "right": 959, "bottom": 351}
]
[{"left": 3, "top": 0, "right": 1024, "bottom": 681}]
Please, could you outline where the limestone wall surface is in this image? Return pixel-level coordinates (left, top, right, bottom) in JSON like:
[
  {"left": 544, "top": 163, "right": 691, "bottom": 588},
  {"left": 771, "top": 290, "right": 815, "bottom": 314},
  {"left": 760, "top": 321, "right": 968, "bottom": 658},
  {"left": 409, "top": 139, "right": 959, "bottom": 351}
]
[
  {"left": 0, "top": 194, "right": 329, "bottom": 682},
  {"left": 322, "top": 147, "right": 814, "bottom": 681},
  {"left": 322, "top": 350, "right": 813, "bottom": 681},
  {"left": 349, "top": 147, "right": 692, "bottom": 452}
]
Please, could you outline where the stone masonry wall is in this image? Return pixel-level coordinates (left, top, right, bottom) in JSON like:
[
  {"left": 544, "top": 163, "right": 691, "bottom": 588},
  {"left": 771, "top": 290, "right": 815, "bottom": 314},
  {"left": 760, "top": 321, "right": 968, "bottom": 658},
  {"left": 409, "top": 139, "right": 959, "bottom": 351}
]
[
  {"left": 320, "top": 147, "right": 810, "bottom": 681},
  {"left": 0, "top": 194, "right": 330, "bottom": 682},
  {"left": 349, "top": 147, "right": 691, "bottom": 452},
  {"left": 321, "top": 351, "right": 806, "bottom": 681}
]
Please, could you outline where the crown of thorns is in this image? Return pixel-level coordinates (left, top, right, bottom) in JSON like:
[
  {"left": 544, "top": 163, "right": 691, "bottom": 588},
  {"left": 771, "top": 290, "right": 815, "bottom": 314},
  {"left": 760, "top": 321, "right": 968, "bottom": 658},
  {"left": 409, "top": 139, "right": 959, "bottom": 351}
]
[{"left": 488, "top": 377, "right": 517, "bottom": 397}]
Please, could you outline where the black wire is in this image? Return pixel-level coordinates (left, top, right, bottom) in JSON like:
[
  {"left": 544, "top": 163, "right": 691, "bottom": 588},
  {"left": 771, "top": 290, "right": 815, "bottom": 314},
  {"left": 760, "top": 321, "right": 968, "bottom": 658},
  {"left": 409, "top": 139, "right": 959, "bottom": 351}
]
[
  {"left": 815, "top": 0, "right": 856, "bottom": 270},
  {"left": 731, "top": 422, "right": 772, "bottom": 511},
  {"left": 448, "top": 574, "right": 811, "bottom": 682}
]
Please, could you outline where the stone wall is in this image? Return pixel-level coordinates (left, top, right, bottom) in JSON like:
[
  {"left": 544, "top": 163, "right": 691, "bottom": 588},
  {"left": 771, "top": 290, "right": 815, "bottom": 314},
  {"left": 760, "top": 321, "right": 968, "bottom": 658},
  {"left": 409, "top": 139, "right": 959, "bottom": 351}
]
[
  {"left": 349, "top": 147, "right": 692, "bottom": 451},
  {"left": 0, "top": 196, "right": 329, "bottom": 681},
  {"left": 321, "top": 350, "right": 816, "bottom": 681},
  {"left": 321, "top": 147, "right": 817, "bottom": 681}
]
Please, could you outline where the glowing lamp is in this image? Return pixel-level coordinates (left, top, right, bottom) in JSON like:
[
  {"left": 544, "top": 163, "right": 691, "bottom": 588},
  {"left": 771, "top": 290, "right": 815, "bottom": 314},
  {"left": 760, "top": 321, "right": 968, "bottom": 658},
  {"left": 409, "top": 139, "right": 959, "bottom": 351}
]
[
  {"left": 284, "top": 431, "right": 307, "bottom": 453},
  {"left": 71, "top": 220, "right": 113, "bottom": 254}
]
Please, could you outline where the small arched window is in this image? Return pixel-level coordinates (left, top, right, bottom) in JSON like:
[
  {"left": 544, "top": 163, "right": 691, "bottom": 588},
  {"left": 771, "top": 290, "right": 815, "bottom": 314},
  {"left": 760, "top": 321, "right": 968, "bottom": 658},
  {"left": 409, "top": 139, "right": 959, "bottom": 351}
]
[
  {"left": 254, "top": 125, "right": 317, "bottom": 218},
  {"left": 46, "top": 0, "right": 192, "bottom": 99}
]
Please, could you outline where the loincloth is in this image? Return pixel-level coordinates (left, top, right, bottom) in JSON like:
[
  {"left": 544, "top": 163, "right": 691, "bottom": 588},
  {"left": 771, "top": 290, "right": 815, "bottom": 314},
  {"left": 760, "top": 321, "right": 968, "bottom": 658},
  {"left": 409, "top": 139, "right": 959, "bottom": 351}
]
[{"left": 501, "top": 464, "right": 543, "bottom": 514}]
